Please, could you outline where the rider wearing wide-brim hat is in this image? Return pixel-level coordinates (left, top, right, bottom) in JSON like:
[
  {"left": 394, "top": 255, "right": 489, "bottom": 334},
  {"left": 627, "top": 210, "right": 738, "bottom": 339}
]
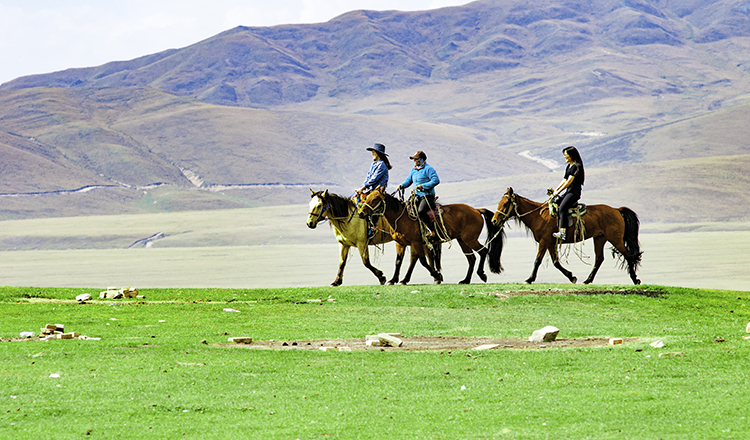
[
  {"left": 398, "top": 150, "right": 440, "bottom": 238},
  {"left": 357, "top": 143, "right": 392, "bottom": 196},
  {"left": 357, "top": 143, "right": 392, "bottom": 238}
]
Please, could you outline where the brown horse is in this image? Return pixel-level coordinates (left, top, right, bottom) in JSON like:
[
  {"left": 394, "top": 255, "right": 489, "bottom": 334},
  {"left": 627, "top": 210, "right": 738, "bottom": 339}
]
[
  {"left": 359, "top": 187, "right": 503, "bottom": 284},
  {"left": 490, "top": 187, "right": 642, "bottom": 285}
]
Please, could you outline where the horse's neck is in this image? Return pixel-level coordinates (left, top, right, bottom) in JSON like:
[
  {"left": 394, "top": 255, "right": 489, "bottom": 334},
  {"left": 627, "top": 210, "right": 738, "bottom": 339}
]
[
  {"left": 383, "top": 196, "right": 405, "bottom": 225},
  {"left": 325, "top": 202, "right": 358, "bottom": 232},
  {"left": 517, "top": 197, "right": 547, "bottom": 225}
]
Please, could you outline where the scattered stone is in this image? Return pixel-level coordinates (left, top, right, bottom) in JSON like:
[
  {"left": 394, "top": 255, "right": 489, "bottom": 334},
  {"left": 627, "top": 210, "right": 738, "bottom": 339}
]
[
  {"left": 650, "top": 340, "right": 664, "bottom": 348},
  {"left": 365, "top": 339, "right": 381, "bottom": 347},
  {"left": 223, "top": 308, "right": 241, "bottom": 313},
  {"left": 746, "top": 322, "right": 750, "bottom": 333},
  {"left": 609, "top": 338, "right": 624, "bottom": 345},
  {"left": 529, "top": 326, "right": 559, "bottom": 343},
  {"left": 714, "top": 337, "right": 725, "bottom": 343},
  {"left": 76, "top": 294, "right": 92, "bottom": 302},
  {"left": 200, "top": 339, "right": 208, "bottom": 344},
  {"left": 659, "top": 352, "right": 685, "bottom": 357},
  {"left": 377, "top": 333, "right": 404, "bottom": 347},
  {"left": 228, "top": 337, "right": 253, "bottom": 344},
  {"left": 20, "top": 332, "right": 35, "bottom": 338},
  {"left": 338, "top": 347, "right": 352, "bottom": 352},
  {"left": 60, "top": 333, "right": 74, "bottom": 340},
  {"left": 318, "top": 346, "right": 336, "bottom": 352},
  {"left": 473, "top": 344, "right": 500, "bottom": 351},
  {"left": 49, "top": 373, "right": 61, "bottom": 378},
  {"left": 120, "top": 287, "right": 139, "bottom": 298}
]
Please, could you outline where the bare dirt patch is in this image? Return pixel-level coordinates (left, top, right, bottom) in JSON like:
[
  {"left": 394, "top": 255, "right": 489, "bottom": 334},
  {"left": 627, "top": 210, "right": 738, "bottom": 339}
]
[{"left": 216, "top": 336, "right": 636, "bottom": 352}]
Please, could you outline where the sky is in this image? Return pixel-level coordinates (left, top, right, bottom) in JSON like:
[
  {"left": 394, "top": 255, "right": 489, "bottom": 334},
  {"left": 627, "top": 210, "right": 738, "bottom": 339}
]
[{"left": 0, "top": 0, "right": 472, "bottom": 85}]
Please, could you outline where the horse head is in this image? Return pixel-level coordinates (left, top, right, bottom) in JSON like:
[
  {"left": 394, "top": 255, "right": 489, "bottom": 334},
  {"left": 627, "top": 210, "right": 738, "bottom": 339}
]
[
  {"left": 491, "top": 187, "right": 517, "bottom": 227},
  {"left": 357, "top": 186, "right": 386, "bottom": 219},
  {"left": 307, "top": 189, "right": 329, "bottom": 229}
]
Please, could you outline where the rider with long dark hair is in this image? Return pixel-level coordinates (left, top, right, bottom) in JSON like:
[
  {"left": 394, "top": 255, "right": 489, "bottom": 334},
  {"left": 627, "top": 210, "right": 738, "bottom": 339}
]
[{"left": 551, "top": 146, "right": 585, "bottom": 240}]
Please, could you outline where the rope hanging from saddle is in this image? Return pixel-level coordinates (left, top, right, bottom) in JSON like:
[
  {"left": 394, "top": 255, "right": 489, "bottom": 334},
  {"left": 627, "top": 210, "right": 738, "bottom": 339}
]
[{"left": 404, "top": 192, "right": 450, "bottom": 248}]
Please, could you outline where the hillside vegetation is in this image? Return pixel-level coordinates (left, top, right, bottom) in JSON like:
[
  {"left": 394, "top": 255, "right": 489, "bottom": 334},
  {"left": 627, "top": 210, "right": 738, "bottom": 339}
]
[{"left": 1, "top": 0, "right": 750, "bottom": 222}]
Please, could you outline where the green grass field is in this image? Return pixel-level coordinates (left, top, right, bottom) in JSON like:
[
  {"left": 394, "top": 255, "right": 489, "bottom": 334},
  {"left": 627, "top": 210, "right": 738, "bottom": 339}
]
[{"left": 1, "top": 283, "right": 749, "bottom": 439}]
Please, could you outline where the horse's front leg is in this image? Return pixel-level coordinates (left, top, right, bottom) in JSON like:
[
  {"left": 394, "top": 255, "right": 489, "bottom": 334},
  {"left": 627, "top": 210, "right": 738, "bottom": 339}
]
[
  {"left": 413, "top": 242, "right": 443, "bottom": 284},
  {"left": 526, "top": 243, "right": 547, "bottom": 284},
  {"left": 389, "top": 243, "right": 406, "bottom": 285},
  {"left": 548, "top": 243, "right": 577, "bottom": 284},
  {"left": 357, "top": 243, "right": 387, "bottom": 285},
  {"left": 332, "top": 244, "right": 350, "bottom": 286},
  {"left": 400, "top": 247, "right": 419, "bottom": 285}
]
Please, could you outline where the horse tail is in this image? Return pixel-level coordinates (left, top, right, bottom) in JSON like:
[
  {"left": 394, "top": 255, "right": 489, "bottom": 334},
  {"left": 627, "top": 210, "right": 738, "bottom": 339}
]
[
  {"left": 614, "top": 207, "right": 643, "bottom": 270},
  {"left": 480, "top": 209, "right": 505, "bottom": 274}
]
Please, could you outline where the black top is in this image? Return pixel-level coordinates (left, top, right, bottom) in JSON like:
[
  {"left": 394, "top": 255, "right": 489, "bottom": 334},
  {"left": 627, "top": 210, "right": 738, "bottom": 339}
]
[{"left": 564, "top": 163, "right": 583, "bottom": 198}]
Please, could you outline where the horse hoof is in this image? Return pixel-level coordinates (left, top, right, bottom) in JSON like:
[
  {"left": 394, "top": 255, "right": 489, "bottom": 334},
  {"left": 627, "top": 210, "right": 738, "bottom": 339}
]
[
  {"left": 387, "top": 281, "right": 395, "bottom": 286},
  {"left": 434, "top": 279, "right": 442, "bottom": 285},
  {"left": 399, "top": 281, "right": 409, "bottom": 286},
  {"left": 571, "top": 277, "right": 577, "bottom": 284},
  {"left": 330, "top": 282, "right": 342, "bottom": 287},
  {"left": 583, "top": 279, "right": 593, "bottom": 285},
  {"left": 525, "top": 279, "right": 534, "bottom": 284},
  {"left": 479, "top": 273, "right": 488, "bottom": 283},
  {"left": 459, "top": 280, "right": 470, "bottom": 285},
  {"left": 634, "top": 279, "right": 641, "bottom": 285}
]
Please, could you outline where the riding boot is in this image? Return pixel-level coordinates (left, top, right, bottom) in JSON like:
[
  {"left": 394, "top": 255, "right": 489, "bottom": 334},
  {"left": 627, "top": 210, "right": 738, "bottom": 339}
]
[{"left": 552, "top": 228, "right": 566, "bottom": 240}]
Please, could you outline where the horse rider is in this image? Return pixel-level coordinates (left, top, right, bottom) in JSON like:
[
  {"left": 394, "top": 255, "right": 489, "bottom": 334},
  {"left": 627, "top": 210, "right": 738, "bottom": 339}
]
[
  {"left": 397, "top": 150, "right": 440, "bottom": 239},
  {"left": 356, "top": 143, "right": 392, "bottom": 238},
  {"left": 551, "top": 145, "right": 585, "bottom": 240}
]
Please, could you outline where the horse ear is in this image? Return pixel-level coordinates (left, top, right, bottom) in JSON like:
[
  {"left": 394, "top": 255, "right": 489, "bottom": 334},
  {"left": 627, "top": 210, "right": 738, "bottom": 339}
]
[
  {"left": 322, "top": 189, "right": 328, "bottom": 198},
  {"left": 310, "top": 188, "right": 315, "bottom": 195},
  {"left": 507, "top": 187, "right": 514, "bottom": 195}
]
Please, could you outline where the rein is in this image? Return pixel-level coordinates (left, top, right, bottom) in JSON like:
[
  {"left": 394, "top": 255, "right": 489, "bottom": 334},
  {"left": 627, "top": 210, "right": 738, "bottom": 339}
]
[{"left": 495, "top": 193, "right": 549, "bottom": 224}]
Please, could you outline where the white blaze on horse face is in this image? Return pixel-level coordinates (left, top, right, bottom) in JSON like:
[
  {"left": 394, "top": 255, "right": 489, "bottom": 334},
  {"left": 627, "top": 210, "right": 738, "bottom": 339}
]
[{"left": 307, "top": 196, "right": 324, "bottom": 228}]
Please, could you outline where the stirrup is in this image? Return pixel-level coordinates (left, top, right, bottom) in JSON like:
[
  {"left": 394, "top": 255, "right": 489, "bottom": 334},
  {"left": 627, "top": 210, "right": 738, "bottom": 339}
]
[{"left": 552, "top": 231, "right": 566, "bottom": 240}]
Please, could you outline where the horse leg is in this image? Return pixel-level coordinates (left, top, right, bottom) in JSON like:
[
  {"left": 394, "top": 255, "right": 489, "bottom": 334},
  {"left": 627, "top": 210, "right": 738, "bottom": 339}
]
[
  {"left": 611, "top": 239, "right": 642, "bottom": 285},
  {"left": 414, "top": 243, "right": 443, "bottom": 284},
  {"left": 457, "top": 239, "right": 476, "bottom": 284},
  {"left": 526, "top": 243, "right": 547, "bottom": 284},
  {"left": 548, "top": 243, "right": 577, "bottom": 284},
  {"left": 400, "top": 248, "right": 419, "bottom": 285},
  {"left": 583, "top": 235, "right": 607, "bottom": 284},
  {"left": 332, "top": 244, "right": 350, "bottom": 286},
  {"left": 389, "top": 243, "right": 406, "bottom": 285},
  {"left": 357, "top": 243, "right": 387, "bottom": 285}
]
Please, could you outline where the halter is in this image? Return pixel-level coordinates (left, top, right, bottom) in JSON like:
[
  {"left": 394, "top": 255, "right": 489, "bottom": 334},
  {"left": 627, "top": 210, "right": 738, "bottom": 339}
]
[{"left": 309, "top": 199, "right": 329, "bottom": 225}]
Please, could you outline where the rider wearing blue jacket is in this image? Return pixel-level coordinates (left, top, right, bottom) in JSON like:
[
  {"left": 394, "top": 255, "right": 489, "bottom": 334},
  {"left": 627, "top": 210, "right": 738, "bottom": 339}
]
[
  {"left": 398, "top": 150, "right": 440, "bottom": 237},
  {"left": 356, "top": 143, "right": 391, "bottom": 195}
]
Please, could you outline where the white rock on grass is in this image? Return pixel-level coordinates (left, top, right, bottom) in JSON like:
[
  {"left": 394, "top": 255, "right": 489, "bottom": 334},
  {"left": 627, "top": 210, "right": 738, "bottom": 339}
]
[
  {"left": 76, "top": 294, "right": 92, "bottom": 302},
  {"left": 529, "top": 326, "right": 559, "bottom": 343},
  {"left": 746, "top": 322, "right": 750, "bottom": 333},
  {"left": 650, "top": 340, "right": 665, "bottom": 348},
  {"left": 20, "top": 332, "right": 35, "bottom": 338}
]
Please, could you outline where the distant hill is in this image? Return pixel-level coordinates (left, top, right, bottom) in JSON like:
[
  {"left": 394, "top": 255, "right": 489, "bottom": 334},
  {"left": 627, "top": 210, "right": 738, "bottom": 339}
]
[{"left": 2, "top": 0, "right": 750, "bottom": 222}]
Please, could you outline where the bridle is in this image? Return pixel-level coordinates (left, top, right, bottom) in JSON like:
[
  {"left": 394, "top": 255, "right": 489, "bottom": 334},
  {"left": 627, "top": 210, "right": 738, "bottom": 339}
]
[
  {"left": 495, "top": 192, "right": 547, "bottom": 226},
  {"left": 309, "top": 197, "right": 329, "bottom": 225},
  {"left": 358, "top": 192, "right": 387, "bottom": 218}
]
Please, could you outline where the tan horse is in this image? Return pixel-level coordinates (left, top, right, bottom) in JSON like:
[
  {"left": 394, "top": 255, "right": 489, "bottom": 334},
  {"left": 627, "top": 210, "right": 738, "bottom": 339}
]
[
  {"left": 490, "top": 187, "right": 642, "bottom": 285},
  {"left": 358, "top": 187, "right": 502, "bottom": 284}
]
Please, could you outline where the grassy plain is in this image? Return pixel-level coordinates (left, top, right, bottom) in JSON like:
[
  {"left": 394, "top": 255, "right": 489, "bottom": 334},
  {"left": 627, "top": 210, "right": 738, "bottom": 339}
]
[{"left": 1, "top": 283, "right": 749, "bottom": 439}]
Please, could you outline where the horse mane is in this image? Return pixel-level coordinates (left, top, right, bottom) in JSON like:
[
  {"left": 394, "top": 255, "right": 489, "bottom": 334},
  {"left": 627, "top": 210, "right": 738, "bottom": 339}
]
[{"left": 321, "top": 192, "right": 354, "bottom": 218}]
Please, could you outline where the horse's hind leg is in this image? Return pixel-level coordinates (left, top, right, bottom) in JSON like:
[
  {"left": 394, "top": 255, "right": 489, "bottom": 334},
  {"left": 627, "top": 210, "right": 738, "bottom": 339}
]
[
  {"left": 526, "top": 243, "right": 547, "bottom": 284},
  {"left": 549, "top": 243, "right": 577, "bottom": 284},
  {"left": 584, "top": 235, "right": 606, "bottom": 284},
  {"left": 389, "top": 243, "right": 406, "bottom": 285},
  {"left": 610, "top": 239, "right": 642, "bottom": 285},
  {"left": 457, "top": 239, "right": 476, "bottom": 284}
]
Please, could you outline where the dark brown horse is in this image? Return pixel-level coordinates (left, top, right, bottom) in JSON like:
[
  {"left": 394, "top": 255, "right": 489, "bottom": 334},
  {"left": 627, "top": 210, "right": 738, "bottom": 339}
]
[
  {"left": 490, "top": 187, "right": 642, "bottom": 285},
  {"left": 359, "top": 187, "right": 503, "bottom": 284}
]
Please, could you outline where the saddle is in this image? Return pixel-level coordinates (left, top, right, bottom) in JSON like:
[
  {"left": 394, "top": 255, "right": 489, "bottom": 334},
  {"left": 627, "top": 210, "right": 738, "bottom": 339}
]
[
  {"left": 405, "top": 195, "right": 442, "bottom": 221},
  {"left": 549, "top": 200, "right": 587, "bottom": 227}
]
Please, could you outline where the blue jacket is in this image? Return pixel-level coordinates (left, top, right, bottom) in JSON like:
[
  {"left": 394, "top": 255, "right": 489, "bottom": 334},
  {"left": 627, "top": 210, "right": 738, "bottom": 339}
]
[
  {"left": 401, "top": 163, "right": 440, "bottom": 197},
  {"left": 362, "top": 160, "right": 389, "bottom": 192}
]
